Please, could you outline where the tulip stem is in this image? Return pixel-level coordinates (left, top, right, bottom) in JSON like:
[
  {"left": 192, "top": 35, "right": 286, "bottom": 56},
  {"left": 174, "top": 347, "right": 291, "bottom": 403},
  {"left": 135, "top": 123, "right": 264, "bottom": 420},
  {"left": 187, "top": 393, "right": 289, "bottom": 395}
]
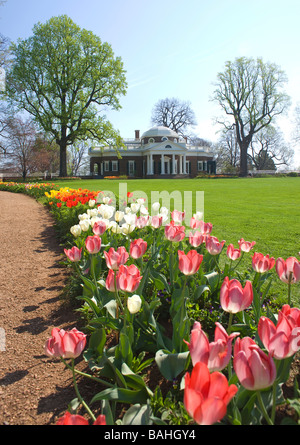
[
  {"left": 256, "top": 391, "right": 273, "bottom": 425},
  {"left": 288, "top": 274, "right": 292, "bottom": 306},
  {"left": 227, "top": 312, "right": 233, "bottom": 335},
  {"left": 70, "top": 358, "right": 96, "bottom": 422},
  {"left": 61, "top": 358, "right": 114, "bottom": 388}
]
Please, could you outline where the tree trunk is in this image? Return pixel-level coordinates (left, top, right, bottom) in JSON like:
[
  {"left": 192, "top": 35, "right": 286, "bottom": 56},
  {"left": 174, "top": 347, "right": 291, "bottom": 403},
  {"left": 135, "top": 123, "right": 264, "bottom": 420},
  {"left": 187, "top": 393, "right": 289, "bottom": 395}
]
[
  {"left": 239, "top": 143, "right": 249, "bottom": 177},
  {"left": 58, "top": 127, "right": 68, "bottom": 177}
]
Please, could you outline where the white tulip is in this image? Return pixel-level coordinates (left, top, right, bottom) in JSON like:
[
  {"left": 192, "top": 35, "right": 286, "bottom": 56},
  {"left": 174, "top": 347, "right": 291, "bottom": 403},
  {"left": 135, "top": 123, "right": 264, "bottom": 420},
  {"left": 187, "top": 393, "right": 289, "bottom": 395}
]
[
  {"left": 193, "top": 211, "right": 204, "bottom": 221},
  {"left": 127, "top": 295, "right": 142, "bottom": 314},
  {"left": 88, "top": 199, "right": 96, "bottom": 207},
  {"left": 79, "top": 219, "right": 91, "bottom": 232},
  {"left": 70, "top": 224, "right": 82, "bottom": 237},
  {"left": 152, "top": 202, "right": 160, "bottom": 212},
  {"left": 130, "top": 202, "right": 140, "bottom": 213},
  {"left": 114, "top": 210, "right": 124, "bottom": 222}
]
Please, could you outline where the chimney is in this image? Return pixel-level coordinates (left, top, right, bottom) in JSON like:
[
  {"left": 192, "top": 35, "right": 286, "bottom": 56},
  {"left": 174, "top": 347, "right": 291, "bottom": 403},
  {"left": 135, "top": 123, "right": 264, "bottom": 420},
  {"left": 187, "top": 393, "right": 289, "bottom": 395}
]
[{"left": 135, "top": 130, "right": 140, "bottom": 140}]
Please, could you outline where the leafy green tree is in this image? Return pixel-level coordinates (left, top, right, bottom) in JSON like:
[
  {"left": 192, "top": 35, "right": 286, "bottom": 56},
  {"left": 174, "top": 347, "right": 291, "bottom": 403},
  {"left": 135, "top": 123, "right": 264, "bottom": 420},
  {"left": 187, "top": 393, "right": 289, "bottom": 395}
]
[
  {"left": 6, "top": 15, "right": 127, "bottom": 176},
  {"left": 213, "top": 57, "right": 290, "bottom": 176}
]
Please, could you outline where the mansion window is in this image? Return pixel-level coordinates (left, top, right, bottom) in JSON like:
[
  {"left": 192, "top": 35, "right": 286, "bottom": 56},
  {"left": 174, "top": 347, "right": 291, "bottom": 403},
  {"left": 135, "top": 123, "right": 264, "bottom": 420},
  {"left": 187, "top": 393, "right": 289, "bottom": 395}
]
[
  {"left": 104, "top": 161, "right": 110, "bottom": 172},
  {"left": 112, "top": 160, "right": 118, "bottom": 172}
]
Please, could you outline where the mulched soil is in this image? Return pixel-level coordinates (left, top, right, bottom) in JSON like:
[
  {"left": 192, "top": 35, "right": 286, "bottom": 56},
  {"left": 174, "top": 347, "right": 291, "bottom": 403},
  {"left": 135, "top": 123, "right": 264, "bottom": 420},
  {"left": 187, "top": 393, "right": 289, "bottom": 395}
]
[
  {"left": 0, "top": 191, "right": 299, "bottom": 425},
  {"left": 0, "top": 191, "right": 100, "bottom": 425}
]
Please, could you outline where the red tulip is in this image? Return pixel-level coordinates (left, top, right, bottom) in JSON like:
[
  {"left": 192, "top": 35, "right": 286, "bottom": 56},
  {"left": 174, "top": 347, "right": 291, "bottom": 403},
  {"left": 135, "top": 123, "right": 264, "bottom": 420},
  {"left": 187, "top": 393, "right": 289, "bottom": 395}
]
[
  {"left": 165, "top": 221, "right": 185, "bottom": 242},
  {"left": 92, "top": 220, "right": 106, "bottom": 236},
  {"left": 206, "top": 236, "right": 225, "bottom": 255},
  {"left": 238, "top": 238, "right": 256, "bottom": 252},
  {"left": 184, "top": 321, "right": 239, "bottom": 371},
  {"left": 184, "top": 362, "right": 238, "bottom": 425},
  {"left": 64, "top": 246, "right": 82, "bottom": 262},
  {"left": 104, "top": 246, "right": 129, "bottom": 270},
  {"left": 117, "top": 264, "right": 142, "bottom": 293},
  {"left": 189, "top": 231, "right": 205, "bottom": 247},
  {"left": 233, "top": 337, "right": 276, "bottom": 390},
  {"left": 85, "top": 235, "right": 101, "bottom": 254},
  {"left": 252, "top": 252, "right": 275, "bottom": 273},
  {"left": 178, "top": 250, "right": 203, "bottom": 275},
  {"left": 258, "top": 304, "right": 300, "bottom": 359},
  {"left": 56, "top": 411, "right": 106, "bottom": 425},
  {"left": 276, "top": 257, "right": 300, "bottom": 284},
  {"left": 56, "top": 411, "right": 89, "bottom": 425},
  {"left": 226, "top": 244, "right": 241, "bottom": 261},
  {"left": 45, "top": 328, "right": 86, "bottom": 359},
  {"left": 220, "top": 277, "right": 253, "bottom": 314},
  {"left": 130, "top": 238, "right": 147, "bottom": 259}
]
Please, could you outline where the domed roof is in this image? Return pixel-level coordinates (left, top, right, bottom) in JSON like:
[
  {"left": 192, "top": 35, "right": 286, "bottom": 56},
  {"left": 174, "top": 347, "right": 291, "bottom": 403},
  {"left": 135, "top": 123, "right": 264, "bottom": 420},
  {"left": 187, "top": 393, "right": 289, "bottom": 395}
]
[{"left": 141, "top": 126, "right": 178, "bottom": 139}]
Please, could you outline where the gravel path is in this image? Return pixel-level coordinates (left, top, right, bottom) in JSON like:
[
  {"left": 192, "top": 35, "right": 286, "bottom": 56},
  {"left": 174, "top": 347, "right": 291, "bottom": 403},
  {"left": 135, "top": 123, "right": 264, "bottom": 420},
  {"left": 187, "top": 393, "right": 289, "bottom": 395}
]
[{"left": 0, "top": 191, "right": 80, "bottom": 425}]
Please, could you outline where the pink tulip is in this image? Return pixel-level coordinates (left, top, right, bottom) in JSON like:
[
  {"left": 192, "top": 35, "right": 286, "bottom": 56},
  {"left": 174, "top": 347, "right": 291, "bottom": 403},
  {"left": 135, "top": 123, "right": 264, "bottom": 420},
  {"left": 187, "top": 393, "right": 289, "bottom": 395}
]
[
  {"left": 64, "top": 246, "right": 82, "bottom": 262},
  {"left": 117, "top": 264, "right": 142, "bottom": 293},
  {"left": 276, "top": 257, "right": 300, "bottom": 284},
  {"left": 184, "top": 321, "right": 239, "bottom": 371},
  {"left": 184, "top": 362, "right": 238, "bottom": 425},
  {"left": 190, "top": 217, "right": 201, "bottom": 229},
  {"left": 106, "top": 269, "right": 117, "bottom": 292},
  {"left": 252, "top": 252, "right": 275, "bottom": 273},
  {"left": 189, "top": 231, "right": 205, "bottom": 247},
  {"left": 130, "top": 238, "right": 147, "bottom": 259},
  {"left": 198, "top": 220, "right": 213, "bottom": 235},
  {"left": 104, "top": 246, "right": 129, "bottom": 270},
  {"left": 85, "top": 235, "right": 101, "bottom": 254},
  {"left": 171, "top": 210, "right": 185, "bottom": 224},
  {"left": 178, "top": 250, "right": 203, "bottom": 275},
  {"left": 238, "top": 238, "right": 256, "bottom": 252},
  {"left": 258, "top": 304, "right": 300, "bottom": 359},
  {"left": 45, "top": 327, "right": 86, "bottom": 359},
  {"left": 206, "top": 236, "right": 225, "bottom": 255},
  {"left": 220, "top": 277, "right": 253, "bottom": 314},
  {"left": 151, "top": 215, "right": 163, "bottom": 228},
  {"left": 92, "top": 220, "right": 106, "bottom": 236},
  {"left": 136, "top": 216, "right": 149, "bottom": 228},
  {"left": 56, "top": 411, "right": 106, "bottom": 425},
  {"left": 226, "top": 244, "right": 241, "bottom": 261},
  {"left": 165, "top": 221, "right": 185, "bottom": 242},
  {"left": 233, "top": 337, "right": 276, "bottom": 390}
]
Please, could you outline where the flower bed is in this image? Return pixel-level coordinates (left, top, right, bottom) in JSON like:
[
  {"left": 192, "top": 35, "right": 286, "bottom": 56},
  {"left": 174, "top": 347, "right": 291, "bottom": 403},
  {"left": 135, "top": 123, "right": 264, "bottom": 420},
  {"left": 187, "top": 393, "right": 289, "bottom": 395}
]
[{"left": 1, "top": 182, "right": 300, "bottom": 425}]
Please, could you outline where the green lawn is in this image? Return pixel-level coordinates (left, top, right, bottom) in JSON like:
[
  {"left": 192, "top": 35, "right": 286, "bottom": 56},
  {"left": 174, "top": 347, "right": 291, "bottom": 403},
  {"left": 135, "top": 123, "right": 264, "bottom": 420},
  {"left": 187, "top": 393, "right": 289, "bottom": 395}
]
[{"left": 55, "top": 176, "right": 300, "bottom": 305}]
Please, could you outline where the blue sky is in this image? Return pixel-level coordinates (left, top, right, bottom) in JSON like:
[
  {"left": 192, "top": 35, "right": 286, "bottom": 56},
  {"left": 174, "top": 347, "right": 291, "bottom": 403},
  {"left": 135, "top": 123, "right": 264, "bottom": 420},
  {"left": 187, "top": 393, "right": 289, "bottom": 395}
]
[{"left": 1, "top": 0, "right": 300, "bottom": 165}]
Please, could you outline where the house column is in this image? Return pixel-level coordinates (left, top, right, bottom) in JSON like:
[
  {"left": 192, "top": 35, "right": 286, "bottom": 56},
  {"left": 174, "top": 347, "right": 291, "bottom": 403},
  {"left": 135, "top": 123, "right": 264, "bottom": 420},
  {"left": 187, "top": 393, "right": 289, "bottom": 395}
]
[
  {"left": 179, "top": 155, "right": 183, "bottom": 174},
  {"left": 183, "top": 154, "right": 187, "bottom": 174},
  {"left": 172, "top": 154, "right": 176, "bottom": 174},
  {"left": 150, "top": 153, "right": 153, "bottom": 174},
  {"left": 147, "top": 155, "right": 150, "bottom": 175},
  {"left": 161, "top": 153, "right": 165, "bottom": 174}
]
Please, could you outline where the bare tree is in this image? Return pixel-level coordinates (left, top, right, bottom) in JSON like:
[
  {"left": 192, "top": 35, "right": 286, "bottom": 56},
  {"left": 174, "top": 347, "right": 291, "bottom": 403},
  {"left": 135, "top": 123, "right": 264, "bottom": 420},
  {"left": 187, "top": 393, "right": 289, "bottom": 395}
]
[
  {"left": 214, "top": 128, "right": 240, "bottom": 172},
  {"left": 212, "top": 57, "right": 290, "bottom": 176},
  {"left": 67, "top": 140, "right": 89, "bottom": 176},
  {"left": 3, "top": 117, "right": 37, "bottom": 179},
  {"left": 151, "top": 97, "right": 197, "bottom": 138},
  {"left": 248, "top": 126, "right": 294, "bottom": 170}
]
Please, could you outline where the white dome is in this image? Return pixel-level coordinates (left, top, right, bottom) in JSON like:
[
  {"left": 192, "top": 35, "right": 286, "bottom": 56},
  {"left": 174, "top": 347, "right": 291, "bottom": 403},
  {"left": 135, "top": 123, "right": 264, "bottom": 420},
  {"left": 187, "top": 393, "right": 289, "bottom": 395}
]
[{"left": 141, "top": 126, "right": 178, "bottom": 139}]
